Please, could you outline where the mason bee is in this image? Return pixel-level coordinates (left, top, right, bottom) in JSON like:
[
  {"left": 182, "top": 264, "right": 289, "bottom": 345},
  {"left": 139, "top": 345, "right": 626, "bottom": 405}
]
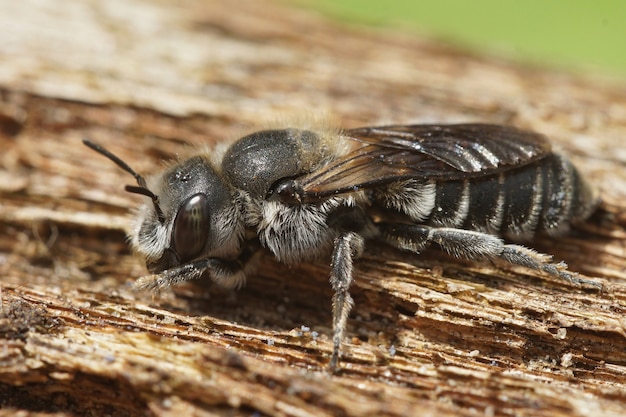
[{"left": 84, "top": 122, "right": 599, "bottom": 369}]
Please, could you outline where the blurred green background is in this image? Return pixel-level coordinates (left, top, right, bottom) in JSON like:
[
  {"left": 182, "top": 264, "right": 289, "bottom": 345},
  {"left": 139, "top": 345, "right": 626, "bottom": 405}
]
[{"left": 310, "top": 1, "right": 626, "bottom": 76}]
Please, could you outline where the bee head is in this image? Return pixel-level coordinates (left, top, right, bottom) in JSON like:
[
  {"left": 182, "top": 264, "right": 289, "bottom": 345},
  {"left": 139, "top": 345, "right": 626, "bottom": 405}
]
[{"left": 83, "top": 140, "right": 242, "bottom": 273}]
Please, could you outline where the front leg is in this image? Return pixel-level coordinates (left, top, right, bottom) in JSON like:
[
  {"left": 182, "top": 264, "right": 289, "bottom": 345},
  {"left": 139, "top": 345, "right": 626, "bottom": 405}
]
[
  {"left": 329, "top": 231, "right": 365, "bottom": 370},
  {"left": 135, "top": 242, "right": 261, "bottom": 291}
]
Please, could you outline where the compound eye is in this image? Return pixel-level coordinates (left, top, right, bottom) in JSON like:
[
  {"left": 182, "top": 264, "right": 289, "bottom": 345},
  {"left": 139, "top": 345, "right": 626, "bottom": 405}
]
[{"left": 172, "top": 193, "right": 209, "bottom": 262}]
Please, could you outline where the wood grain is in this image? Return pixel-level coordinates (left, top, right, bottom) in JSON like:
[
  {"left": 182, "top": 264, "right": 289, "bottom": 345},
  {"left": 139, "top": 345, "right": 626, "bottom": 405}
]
[{"left": 1, "top": 1, "right": 626, "bottom": 416}]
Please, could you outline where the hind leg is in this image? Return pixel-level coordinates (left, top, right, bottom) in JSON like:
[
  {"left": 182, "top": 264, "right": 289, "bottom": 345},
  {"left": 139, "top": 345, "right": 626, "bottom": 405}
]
[{"left": 378, "top": 223, "right": 600, "bottom": 289}]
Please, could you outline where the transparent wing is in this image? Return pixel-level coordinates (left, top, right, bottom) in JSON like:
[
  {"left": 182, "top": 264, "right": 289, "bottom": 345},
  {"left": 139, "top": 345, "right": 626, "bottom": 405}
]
[
  {"left": 275, "top": 124, "right": 552, "bottom": 203},
  {"left": 347, "top": 123, "right": 551, "bottom": 172}
]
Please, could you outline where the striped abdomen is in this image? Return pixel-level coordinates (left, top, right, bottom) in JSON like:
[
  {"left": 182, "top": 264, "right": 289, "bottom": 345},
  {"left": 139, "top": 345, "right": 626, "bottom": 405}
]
[{"left": 374, "top": 153, "right": 598, "bottom": 240}]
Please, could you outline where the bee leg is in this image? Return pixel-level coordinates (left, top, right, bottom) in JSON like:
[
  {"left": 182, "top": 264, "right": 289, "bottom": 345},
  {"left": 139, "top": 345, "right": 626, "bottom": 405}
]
[
  {"left": 379, "top": 223, "right": 601, "bottom": 289},
  {"left": 135, "top": 243, "right": 261, "bottom": 291},
  {"left": 499, "top": 244, "right": 601, "bottom": 289},
  {"left": 329, "top": 231, "right": 365, "bottom": 370}
]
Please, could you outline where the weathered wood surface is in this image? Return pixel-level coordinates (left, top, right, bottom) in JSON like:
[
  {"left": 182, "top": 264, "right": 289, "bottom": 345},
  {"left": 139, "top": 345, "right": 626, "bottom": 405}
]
[{"left": 1, "top": 1, "right": 626, "bottom": 416}]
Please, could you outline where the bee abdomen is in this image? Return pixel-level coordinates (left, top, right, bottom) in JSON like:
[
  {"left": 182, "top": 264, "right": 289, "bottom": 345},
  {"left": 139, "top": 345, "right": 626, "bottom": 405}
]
[
  {"left": 535, "top": 153, "right": 598, "bottom": 235},
  {"left": 499, "top": 153, "right": 597, "bottom": 238},
  {"left": 376, "top": 153, "right": 597, "bottom": 239}
]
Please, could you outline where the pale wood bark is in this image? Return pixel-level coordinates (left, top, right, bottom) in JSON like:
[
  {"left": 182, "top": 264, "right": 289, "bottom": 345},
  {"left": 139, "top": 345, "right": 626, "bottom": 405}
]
[{"left": 1, "top": 1, "right": 626, "bottom": 416}]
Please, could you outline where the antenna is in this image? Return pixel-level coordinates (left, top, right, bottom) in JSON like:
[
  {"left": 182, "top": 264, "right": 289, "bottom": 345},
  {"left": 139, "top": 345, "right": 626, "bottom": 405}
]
[{"left": 83, "top": 139, "right": 166, "bottom": 223}]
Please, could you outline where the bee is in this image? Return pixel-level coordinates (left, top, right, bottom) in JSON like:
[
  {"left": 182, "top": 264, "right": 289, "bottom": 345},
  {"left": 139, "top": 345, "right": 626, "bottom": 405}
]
[{"left": 84, "top": 123, "right": 599, "bottom": 369}]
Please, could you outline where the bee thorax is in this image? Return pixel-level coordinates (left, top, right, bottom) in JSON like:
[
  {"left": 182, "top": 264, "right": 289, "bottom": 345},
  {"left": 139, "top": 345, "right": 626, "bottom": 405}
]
[{"left": 255, "top": 199, "right": 340, "bottom": 264}]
